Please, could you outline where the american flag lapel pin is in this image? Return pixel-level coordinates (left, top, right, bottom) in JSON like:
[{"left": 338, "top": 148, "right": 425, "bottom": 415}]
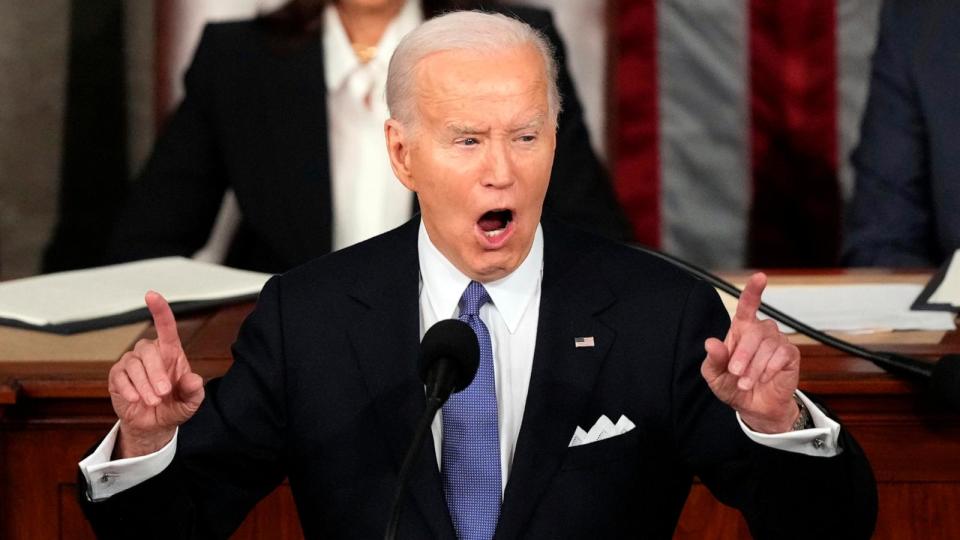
[{"left": 574, "top": 336, "right": 595, "bottom": 348}]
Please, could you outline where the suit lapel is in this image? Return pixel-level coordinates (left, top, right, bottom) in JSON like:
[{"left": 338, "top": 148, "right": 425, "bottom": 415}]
[
  {"left": 347, "top": 220, "right": 456, "bottom": 539},
  {"left": 496, "top": 223, "right": 616, "bottom": 539}
]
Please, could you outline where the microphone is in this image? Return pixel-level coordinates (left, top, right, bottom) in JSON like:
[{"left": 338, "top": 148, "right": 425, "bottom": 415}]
[
  {"left": 385, "top": 319, "right": 480, "bottom": 540},
  {"left": 631, "top": 245, "right": 960, "bottom": 411},
  {"left": 419, "top": 319, "right": 482, "bottom": 405}
]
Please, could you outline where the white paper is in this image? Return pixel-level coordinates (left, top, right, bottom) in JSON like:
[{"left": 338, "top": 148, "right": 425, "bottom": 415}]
[
  {"left": 928, "top": 250, "right": 960, "bottom": 306},
  {"left": 0, "top": 257, "right": 271, "bottom": 326},
  {"left": 753, "top": 284, "right": 955, "bottom": 334}
]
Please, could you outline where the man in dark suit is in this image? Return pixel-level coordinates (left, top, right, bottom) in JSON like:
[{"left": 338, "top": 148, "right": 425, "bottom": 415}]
[
  {"left": 843, "top": 0, "right": 960, "bottom": 267},
  {"left": 80, "top": 11, "right": 876, "bottom": 539},
  {"left": 103, "top": 1, "right": 631, "bottom": 274}
]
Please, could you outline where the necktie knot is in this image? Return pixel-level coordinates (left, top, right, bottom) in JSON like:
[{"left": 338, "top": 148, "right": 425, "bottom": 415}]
[{"left": 459, "top": 281, "right": 491, "bottom": 318}]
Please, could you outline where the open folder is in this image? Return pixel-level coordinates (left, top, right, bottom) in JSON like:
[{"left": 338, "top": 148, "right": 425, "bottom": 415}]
[{"left": 0, "top": 257, "right": 272, "bottom": 334}]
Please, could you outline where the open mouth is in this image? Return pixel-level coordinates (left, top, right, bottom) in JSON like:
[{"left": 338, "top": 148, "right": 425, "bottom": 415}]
[{"left": 477, "top": 209, "right": 513, "bottom": 238}]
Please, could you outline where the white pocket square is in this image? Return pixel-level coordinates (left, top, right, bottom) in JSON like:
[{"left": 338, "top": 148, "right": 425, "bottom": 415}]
[{"left": 568, "top": 414, "right": 636, "bottom": 447}]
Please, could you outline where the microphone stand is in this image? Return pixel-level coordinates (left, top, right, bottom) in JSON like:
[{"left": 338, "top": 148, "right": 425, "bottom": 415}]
[
  {"left": 631, "top": 245, "right": 940, "bottom": 380},
  {"left": 385, "top": 358, "right": 461, "bottom": 540},
  {"left": 384, "top": 396, "right": 444, "bottom": 540}
]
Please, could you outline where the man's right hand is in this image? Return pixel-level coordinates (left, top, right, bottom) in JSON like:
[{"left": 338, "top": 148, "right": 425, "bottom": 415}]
[{"left": 108, "top": 291, "right": 205, "bottom": 458}]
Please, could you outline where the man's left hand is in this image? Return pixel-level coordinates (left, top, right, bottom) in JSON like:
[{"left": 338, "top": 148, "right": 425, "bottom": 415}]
[{"left": 701, "top": 272, "right": 800, "bottom": 433}]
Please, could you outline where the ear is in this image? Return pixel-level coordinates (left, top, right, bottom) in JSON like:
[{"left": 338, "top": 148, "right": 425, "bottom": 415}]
[{"left": 385, "top": 119, "right": 416, "bottom": 192}]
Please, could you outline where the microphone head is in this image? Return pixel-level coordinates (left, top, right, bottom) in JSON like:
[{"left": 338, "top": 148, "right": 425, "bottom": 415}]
[
  {"left": 419, "top": 319, "right": 480, "bottom": 394},
  {"left": 931, "top": 355, "right": 960, "bottom": 412}
]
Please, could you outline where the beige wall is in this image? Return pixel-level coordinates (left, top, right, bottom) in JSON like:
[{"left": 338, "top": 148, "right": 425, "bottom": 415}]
[
  {"left": 0, "top": 1, "right": 157, "bottom": 280},
  {"left": 127, "top": 1, "right": 157, "bottom": 179},
  {"left": 0, "top": 0, "right": 70, "bottom": 280}
]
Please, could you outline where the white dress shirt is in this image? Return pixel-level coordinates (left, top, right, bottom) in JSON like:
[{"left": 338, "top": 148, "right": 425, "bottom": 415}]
[
  {"left": 79, "top": 223, "right": 841, "bottom": 500},
  {"left": 419, "top": 223, "right": 544, "bottom": 492},
  {"left": 324, "top": 0, "right": 420, "bottom": 250}
]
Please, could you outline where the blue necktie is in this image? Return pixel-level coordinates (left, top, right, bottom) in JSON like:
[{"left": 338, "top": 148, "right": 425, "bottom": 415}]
[{"left": 442, "top": 281, "right": 501, "bottom": 540}]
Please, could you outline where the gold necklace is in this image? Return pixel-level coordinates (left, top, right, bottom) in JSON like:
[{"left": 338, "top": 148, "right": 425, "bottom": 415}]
[{"left": 352, "top": 43, "right": 378, "bottom": 64}]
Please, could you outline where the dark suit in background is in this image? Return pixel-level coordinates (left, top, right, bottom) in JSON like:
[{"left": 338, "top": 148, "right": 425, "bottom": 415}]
[
  {"left": 82, "top": 219, "right": 876, "bottom": 539},
  {"left": 843, "top": 0, "right": 960, "bottom": 267},
  {"left": 107, "top": 6, "right": 631, "bottom": 274}
]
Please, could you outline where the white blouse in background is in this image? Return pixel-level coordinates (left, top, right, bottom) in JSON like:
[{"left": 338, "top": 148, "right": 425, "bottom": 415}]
[{"left": 323, "top": 0, "right": 421, "bottom": 251}]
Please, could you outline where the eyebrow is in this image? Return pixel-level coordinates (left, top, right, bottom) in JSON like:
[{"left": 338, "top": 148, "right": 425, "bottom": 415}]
[
  {"left": 444, "top": 115, "right": 547, "bottom": 136},
  {"left": 509, "top": 115, "right": 546, "bottom": 133},
  {"left": 446, "top": 124, "right": 488, "bottom": 136}
]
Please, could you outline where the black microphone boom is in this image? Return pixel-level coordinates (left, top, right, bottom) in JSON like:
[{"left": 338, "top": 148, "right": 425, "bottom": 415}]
[
  {"left": 385, "top": 319, "right": 480, "bottom": 540},
  {"left": 631, "top": 244, "right": 960, "bottom": 411}
]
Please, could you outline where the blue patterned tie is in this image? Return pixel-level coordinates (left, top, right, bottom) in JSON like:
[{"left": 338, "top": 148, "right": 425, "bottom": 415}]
[{"left": 442, "top": 281, "right": 501, "bottom": 539}]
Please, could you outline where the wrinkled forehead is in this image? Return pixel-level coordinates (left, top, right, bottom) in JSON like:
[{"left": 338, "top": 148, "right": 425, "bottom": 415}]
[{"left": 412, "top": 45, "right": 550, "bottom": 123}]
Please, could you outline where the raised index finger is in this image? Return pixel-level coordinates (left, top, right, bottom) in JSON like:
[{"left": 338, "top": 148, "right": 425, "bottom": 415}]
[
  {"left": 145, "top": 290, "right": 181, "bottom": 355},
  {"left": 734, "top": 272, "right": 767, "bottom": 323}
]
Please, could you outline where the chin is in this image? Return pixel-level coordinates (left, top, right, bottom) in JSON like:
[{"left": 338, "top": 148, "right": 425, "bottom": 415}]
[{"left": 467, "top": 252, "right": 519, "bottom": 282}]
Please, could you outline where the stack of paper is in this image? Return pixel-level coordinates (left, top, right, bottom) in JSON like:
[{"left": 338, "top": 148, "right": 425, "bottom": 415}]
[
  {"left": 0, "top": 257, "right": 272, "bottom": 334},
  {"left": 762, "top": 284, "right": 955, "bottom": 333},
  {"left": 719, "top": 284, "right": 956, "bottom": 334}
]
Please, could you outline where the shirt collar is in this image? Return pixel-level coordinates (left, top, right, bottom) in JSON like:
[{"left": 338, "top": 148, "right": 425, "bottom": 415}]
[
  {"left": 418, "top": 222, "right": 544, "bottom": 334},
  {"left": 322, "top": 0, "right": 422, "bottom": 93}
]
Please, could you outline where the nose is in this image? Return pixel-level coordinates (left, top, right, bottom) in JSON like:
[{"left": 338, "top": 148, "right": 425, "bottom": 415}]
[{"left": 482, "top": 139, "right": 516, "bottom": 189}]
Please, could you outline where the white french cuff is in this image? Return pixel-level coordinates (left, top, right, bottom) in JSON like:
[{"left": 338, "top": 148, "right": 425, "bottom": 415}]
[
  {"left": 735, "top": 390, "right": 842, "bottom": 458},
  {"left": 78, "top": 421, "right": 179, "bottom": 501}
]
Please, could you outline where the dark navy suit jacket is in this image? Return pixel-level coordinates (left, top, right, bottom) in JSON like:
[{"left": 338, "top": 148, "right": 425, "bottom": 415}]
[
  {"left": 844, "top": 0, "right": 960, "bottom": 267},
  {"left": 82, "top": 219, "right": 876, "bottom": 539}
]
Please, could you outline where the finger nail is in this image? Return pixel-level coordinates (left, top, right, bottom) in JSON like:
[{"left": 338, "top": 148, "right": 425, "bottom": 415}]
[
  {"left": 157, "top": 381, "right": 170, "bottom": 394},
  {"left": 730, "top": 361, "right": 743, "bottom": 375},
  {"left": 738, "top": 377, "right": 753, "bottom": 390}
]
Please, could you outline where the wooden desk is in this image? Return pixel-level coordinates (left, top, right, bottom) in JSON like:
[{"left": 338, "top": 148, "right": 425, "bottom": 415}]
[{"left": 1, "top": 271, "right": 958, "bottom": 539}]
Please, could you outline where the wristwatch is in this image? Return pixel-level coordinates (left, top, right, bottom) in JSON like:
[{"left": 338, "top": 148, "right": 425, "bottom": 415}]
[{"left": 791, "top": 394, "right": 814, "bottom": 431}]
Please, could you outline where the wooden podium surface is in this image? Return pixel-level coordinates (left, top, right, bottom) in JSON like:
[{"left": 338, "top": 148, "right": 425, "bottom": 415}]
[{"left": 1, "top": 270, "right": 959, "bottom": 539}]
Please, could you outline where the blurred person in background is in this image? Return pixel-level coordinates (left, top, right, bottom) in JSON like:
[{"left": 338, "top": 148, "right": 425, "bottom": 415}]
[
  {"left": 843, "top": 0, "right": 960, "bottom": 268},
  {"left": 106, "top": 0, "right": 631, "bottom": 274}
]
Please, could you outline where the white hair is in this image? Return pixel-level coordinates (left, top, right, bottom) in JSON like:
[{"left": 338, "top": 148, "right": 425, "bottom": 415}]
[{"left": 386, "top": 10, "right": 562, "bottom": 127}]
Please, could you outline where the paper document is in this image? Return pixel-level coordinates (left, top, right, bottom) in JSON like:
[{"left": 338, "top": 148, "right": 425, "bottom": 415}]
[
  {"left": 912, "top": 249, "right": 960, "bottom": 312},
  {"left": 0, "top": 257, "right": 271, "bottom": 334},
  {"left": 720, "top": 284, "right": 956, "bottom": 334}
]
